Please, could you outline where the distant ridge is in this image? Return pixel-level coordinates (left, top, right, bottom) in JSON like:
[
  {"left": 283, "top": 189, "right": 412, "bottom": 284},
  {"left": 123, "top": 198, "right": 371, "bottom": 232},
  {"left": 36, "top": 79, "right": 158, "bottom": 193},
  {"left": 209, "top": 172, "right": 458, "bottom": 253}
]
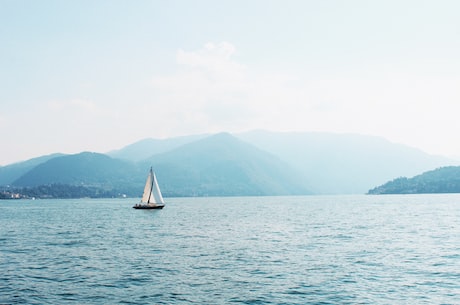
[
  {"left": 0, "top": 153, "right": 65, "bottom": 186},
  {"left": 13, "top": 152, "right": 139, "bottom": 189},
  {"left": 108, "top": 134, "right": 208, "bottom": 161},
  {"left": 140, "top": 132, "right": 311, "bottom": 196},
  {"left": 237, "top": 130, "right": 456, "bottom": 194}
]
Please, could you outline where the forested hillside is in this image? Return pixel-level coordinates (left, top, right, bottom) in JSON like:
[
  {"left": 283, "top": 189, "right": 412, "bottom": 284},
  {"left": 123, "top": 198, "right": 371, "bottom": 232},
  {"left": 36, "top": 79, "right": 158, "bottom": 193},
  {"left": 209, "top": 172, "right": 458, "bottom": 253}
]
[{"left": 368, "top": 166, "right": 460, "bottom": 194}]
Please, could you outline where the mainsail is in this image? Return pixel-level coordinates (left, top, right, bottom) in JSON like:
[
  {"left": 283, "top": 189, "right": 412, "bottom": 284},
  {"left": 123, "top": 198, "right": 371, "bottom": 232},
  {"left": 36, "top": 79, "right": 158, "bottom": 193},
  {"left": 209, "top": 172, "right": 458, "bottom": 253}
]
[{"left": 141, "top": 168, "right": 164, "bottom": 204}]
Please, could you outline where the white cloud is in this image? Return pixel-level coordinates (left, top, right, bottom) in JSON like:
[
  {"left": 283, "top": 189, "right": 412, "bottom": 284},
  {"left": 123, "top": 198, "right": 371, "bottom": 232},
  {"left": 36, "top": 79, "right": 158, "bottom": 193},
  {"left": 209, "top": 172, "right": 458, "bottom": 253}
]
[
  {"left": 176, "top": 41, "right": 242, "bottom": 73},
  {"left": 151, "top": 42, "right": 316, "bottom": 134}
]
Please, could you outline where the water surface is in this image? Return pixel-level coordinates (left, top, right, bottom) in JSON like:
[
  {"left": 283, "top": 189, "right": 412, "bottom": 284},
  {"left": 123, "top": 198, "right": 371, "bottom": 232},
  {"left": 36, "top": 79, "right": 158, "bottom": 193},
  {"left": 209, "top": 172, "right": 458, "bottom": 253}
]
[{"left": 1, "top": 195, "right": 459, "bottom": 304}]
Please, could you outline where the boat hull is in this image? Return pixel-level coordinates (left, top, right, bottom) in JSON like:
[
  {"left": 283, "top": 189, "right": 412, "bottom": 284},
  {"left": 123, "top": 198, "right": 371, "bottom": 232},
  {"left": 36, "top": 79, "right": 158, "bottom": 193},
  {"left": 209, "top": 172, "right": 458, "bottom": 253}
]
[{"left": 133, "top": 204, "right": 165, "bottom": 209}]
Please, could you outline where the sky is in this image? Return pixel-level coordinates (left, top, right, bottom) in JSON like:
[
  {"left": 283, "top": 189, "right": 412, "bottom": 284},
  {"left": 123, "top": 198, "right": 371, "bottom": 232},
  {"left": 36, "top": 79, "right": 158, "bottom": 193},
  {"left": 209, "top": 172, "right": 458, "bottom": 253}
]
[{"left": 1, "top": 0, "right": 460, "bottom": 165}]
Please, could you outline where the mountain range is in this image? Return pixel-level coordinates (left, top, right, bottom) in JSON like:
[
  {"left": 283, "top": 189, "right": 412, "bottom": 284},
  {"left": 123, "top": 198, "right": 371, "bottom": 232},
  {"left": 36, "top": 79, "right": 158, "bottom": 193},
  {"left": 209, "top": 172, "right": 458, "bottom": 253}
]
[{"left": 0, "top": 131, "right": 458, "bottom": 197}]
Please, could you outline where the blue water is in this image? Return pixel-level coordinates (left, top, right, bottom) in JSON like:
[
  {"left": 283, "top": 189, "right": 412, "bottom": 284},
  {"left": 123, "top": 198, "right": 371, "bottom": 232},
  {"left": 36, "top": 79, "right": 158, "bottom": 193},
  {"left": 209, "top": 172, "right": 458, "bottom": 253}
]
[{"left": 1, "top": 195, "right": 459, "bottom": 304}]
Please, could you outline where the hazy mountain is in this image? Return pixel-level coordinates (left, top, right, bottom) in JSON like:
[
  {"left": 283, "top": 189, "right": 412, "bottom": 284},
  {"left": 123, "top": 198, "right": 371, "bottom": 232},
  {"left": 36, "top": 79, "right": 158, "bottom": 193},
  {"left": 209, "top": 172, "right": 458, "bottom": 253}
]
[
  {"left": 13, "top": 152, "right": 141, "bottom": 193},
  {"left": 3, "top": 130, "right": 457, "bottom": 197},
  {"left": 0, "top": 153, "right": 65, "bottom": 186},
  {"left": 6, "top": 134, "right": 311, "bottom": 197},
  {"left": 236, "top": 130, "right": 457, "bottom": 194},
  {"left": 107, "top": 134, "right": 208, "bottom": 161},
  {"left": 140, "top": 132, "right": 311, "bottom": 196},
  {"left": 368, "top": 166, "right": 460, "bottom": 194}
]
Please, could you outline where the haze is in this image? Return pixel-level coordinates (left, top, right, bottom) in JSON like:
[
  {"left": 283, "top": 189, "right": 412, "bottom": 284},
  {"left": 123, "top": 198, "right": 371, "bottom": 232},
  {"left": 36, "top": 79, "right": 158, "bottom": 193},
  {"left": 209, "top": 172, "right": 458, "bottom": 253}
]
[{"left": 1, "top": 0, "right": 460, "bottom": 165}]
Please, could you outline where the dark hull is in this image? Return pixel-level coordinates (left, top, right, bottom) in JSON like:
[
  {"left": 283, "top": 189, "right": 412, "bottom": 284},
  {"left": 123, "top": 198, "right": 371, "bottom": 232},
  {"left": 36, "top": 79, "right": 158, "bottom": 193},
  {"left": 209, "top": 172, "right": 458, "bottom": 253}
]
[{"left": 133, "top": 204, "right": 165, "bottom": 209}]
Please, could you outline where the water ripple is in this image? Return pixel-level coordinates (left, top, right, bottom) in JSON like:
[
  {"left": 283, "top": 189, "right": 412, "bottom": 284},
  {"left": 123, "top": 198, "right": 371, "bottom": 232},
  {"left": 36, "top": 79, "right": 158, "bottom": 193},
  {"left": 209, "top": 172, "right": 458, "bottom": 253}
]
[{"left": 1, "top": 195, "right": 460, "bottom": 304}]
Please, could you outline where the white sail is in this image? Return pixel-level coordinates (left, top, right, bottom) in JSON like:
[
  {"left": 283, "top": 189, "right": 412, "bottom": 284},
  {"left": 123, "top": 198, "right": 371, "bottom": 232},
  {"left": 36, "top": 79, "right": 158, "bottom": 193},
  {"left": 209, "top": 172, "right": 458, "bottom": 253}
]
[
  {"left": 150, "top": 172, "right": 165, "bottom": 204},
  {"left": 140, "top": 168, "right": 164, "bottom": 204},
  {"left": 141, "top": 169, "right": 153, "bottom": 203}
]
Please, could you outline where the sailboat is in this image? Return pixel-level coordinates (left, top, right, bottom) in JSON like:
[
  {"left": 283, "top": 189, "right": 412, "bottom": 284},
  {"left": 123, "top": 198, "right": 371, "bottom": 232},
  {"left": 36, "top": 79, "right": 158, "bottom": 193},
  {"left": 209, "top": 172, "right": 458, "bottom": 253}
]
[{"left": 133, "top": 167, "right": 165, "bottom": 209}]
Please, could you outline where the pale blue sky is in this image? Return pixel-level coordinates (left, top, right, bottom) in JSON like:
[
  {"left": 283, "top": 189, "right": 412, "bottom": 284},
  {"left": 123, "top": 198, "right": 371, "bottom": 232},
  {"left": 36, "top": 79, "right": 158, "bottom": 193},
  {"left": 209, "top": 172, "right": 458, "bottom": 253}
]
[{"left": 1, "top": 0, "right": 460, "bottom": 165}]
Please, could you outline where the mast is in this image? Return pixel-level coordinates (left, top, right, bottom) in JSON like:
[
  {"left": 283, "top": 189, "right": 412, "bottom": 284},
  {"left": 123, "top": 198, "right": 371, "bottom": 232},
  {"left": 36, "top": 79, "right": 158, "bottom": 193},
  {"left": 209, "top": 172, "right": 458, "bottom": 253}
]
[{"left": 147, "top": 167, "right": 154, "bottom": 203}]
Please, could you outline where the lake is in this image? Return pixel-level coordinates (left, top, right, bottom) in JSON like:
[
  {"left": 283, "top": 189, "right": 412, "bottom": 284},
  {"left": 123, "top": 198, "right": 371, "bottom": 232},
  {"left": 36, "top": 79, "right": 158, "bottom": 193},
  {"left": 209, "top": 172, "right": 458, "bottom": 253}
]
[{"left": 1, "top": 195, "right": 459, "bottom": 304}]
